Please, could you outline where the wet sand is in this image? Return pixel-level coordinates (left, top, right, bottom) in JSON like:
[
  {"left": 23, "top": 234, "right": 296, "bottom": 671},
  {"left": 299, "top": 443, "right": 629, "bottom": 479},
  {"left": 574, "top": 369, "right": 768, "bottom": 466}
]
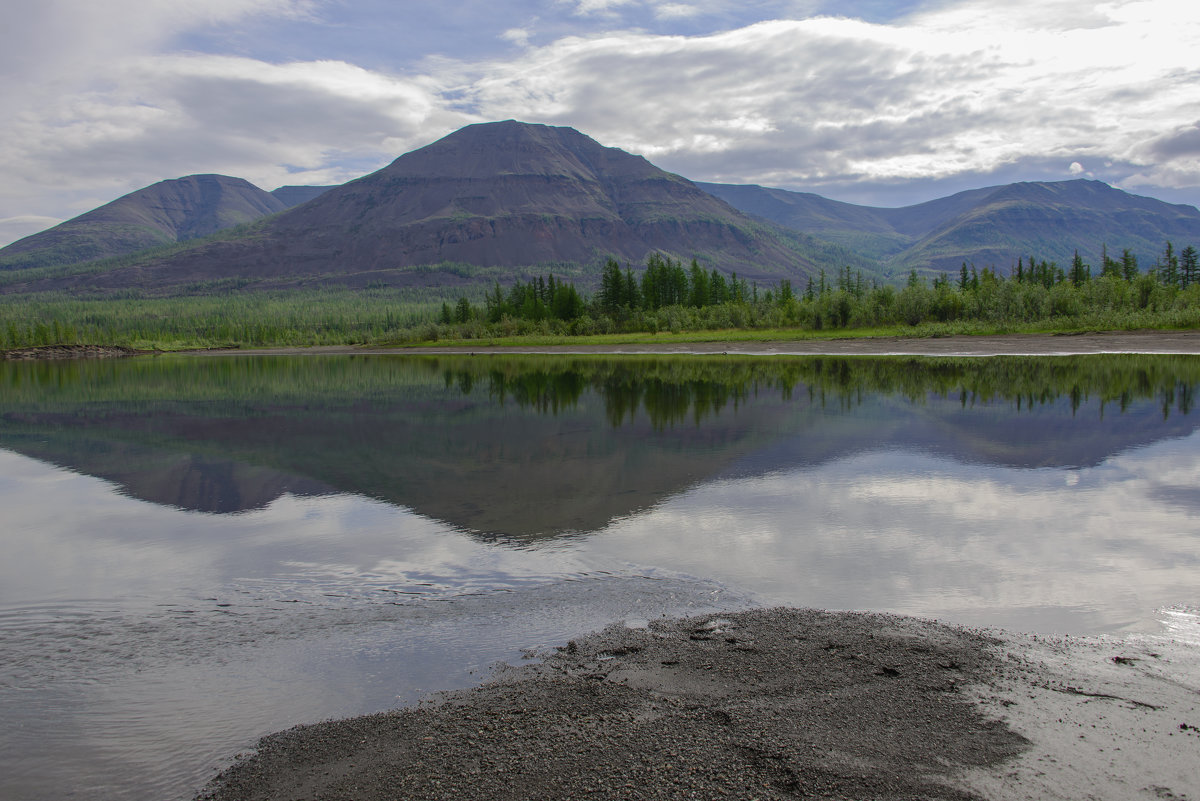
[
  {"left": 181, "top": 329, "right": 1200, "bottom": 357},
  {"left": 197, "top": 608, "right": 1199, "bottom": 801}
]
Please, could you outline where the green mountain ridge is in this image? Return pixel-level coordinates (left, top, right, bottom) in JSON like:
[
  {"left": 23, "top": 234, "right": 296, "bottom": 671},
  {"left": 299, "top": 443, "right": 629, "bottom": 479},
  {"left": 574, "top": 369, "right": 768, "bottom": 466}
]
[
  {"left": 700, "top": 179, "right": 1200, "bottom": 274},
  {"left": 0, "top": 175, "right": 287, "bottom": 272}
]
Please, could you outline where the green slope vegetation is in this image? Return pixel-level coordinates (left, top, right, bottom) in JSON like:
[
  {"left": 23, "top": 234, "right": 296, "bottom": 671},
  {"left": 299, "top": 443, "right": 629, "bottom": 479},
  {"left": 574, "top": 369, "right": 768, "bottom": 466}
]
[
  {"left": 0, "top": 175, "right": 284, "bottom": 271},
  {"left": 703, "top": 179, "right": 1200, "bottom": 277}
]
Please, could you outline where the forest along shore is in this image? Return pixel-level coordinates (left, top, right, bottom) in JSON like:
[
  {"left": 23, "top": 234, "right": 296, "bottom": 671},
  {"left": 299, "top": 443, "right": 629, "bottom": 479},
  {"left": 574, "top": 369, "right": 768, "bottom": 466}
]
[{"left": 196, "top": 608, "right": 1199, "bottom": 801}]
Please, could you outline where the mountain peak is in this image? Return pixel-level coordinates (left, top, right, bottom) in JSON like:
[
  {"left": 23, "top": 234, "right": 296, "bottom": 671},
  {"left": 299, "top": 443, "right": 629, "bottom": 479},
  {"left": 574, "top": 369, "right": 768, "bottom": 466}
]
[
  {"left": 380, "top": 119, "right": 654, "bottom": 183},
  {"left": 0, "top": 174, "right": 284, "bottom": 271},
  {"left": 5, "top": 121, "right": 834, "bottom": 292}
]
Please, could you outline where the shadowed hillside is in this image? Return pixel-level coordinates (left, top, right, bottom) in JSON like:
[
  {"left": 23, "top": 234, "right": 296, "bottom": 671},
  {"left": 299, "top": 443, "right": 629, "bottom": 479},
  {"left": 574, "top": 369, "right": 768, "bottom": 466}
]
[
  {"left": 0, "top": 175, "right": 285, "bottom": 271},
  {"left": 1, "top": 122, "right": 869, "bottom": 295},
  {"left": 270, "top": 185, "right": 336, "bottom": 208}
]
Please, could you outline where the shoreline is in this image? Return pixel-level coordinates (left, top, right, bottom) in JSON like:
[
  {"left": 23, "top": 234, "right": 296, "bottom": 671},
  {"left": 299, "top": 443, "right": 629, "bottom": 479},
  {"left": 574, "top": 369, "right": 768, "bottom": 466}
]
[
  {"left": 5, "top": 330, "right": 1200, "bottom": 361},
  {"left": 184, "top": 329, "right": 1200, "bottom": 357},
  {"left": 197, "top": 608, "right": 1199, "bottom": 801}
]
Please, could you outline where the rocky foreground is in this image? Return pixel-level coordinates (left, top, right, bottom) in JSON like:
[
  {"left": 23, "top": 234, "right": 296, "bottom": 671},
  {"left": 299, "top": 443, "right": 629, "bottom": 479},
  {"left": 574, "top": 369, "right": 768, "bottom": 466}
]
[{"left": 196, "top": 608, "right": 1199, "bottom": 801}]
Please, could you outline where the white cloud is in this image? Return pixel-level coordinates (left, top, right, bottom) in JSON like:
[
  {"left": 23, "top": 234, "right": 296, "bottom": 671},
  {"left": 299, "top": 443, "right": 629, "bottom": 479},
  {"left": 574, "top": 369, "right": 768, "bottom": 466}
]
[
  {"left": 3, "top": 0, "right": 1200, "bottom": 235},
  {"left": 0, "top": 51, "right": 472, "bottom": 238},
  {"left": 501, "top": 27, "right": 533, "bottom": 46},
  {"left": 653, "top": 3, "right": 705, "bottom": 19},
  {"left": 563, "top": 0, "right": 640, "bottom": 16},
  {"left": 431, "top": 0, "right": 1200, "bottom": 201}
]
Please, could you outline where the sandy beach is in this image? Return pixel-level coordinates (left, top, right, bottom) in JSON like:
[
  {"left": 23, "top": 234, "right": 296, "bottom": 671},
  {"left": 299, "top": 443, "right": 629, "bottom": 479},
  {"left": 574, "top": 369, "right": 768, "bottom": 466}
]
[{"left": 197, "top": 608, "right": 1199, "bottom": 801}]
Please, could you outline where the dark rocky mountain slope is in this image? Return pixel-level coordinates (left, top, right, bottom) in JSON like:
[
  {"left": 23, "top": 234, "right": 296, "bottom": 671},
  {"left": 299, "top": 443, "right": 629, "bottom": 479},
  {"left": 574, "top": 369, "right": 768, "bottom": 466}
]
[
  {"left": 0, "top": 175, "right": 285, "bottom": 271},
  {"left": 5, "top": 122, "right": 858, "bottom": 295},
  {"left": 11, "top": 124, "right": 1199, "bottom": 294}
]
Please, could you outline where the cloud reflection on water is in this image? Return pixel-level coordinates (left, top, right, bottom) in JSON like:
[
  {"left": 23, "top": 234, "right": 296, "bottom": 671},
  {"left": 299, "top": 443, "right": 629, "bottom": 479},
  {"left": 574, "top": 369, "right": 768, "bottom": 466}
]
[{"left": 585, "top": 432, "right": 1200, "bottom": 634}]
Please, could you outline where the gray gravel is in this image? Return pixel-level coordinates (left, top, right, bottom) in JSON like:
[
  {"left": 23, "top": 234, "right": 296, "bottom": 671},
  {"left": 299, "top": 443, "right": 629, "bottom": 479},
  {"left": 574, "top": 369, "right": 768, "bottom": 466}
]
[{"left": 198, "top": 608, "right": 1029, "bottom": 801}]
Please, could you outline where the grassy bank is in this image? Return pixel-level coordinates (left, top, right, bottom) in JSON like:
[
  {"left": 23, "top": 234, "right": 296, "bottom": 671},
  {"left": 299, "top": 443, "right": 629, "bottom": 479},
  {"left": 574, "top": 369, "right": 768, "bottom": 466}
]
[{"left": 406, "top": 314, "right": 1200, "bottom": 349}]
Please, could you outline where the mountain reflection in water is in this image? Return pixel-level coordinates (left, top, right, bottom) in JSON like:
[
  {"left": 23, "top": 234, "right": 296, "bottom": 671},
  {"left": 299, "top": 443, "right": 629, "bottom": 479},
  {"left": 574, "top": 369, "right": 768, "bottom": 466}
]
[{"left": 1, "top": 354, "right": 1198, "bottom": 538}]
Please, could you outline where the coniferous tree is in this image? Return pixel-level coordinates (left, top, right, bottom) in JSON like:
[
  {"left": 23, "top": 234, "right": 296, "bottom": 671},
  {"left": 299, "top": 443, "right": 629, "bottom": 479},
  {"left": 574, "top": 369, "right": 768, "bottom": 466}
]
[
  {"left": 1181, "top": 245, "right": 1198, "bottom": 288},
  {"left": 1069, "top": 250, "right": 1090, "bottom": 285},
  {"left": 688, "top": 260, "right": 710, "bottom": 307},
  {"left": 623, "top": 268, "right": 641, "bottom": 311},
  {"left": 778, "top": 279, "right": 794, "bottom": 305},
  {"left": 1121, "top": 249, "right": 1139, "bottom": 281},
  {"left": 455, "top": 296, "right": 472, "bottom": 323},
  {"left": 485, "top": 281, "right": 505, "bottom": 323},
  {"left": 1163, "top": 241, "right": 1180, "bottom": 288},
  {"left": 709, "top": 269, "right": 728, "bottom": 305},
  {"left": 598, "top": 258, "right": 624, "bottom": 315},
  {"left": 1100, "top": 244, "right": 1122, "bottom": 278}
]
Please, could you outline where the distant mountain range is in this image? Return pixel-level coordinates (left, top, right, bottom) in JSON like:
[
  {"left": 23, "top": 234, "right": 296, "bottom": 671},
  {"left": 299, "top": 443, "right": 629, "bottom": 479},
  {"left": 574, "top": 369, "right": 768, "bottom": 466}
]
[
  {"left": 2, "top": 120, "right": 1199, "bottom": 295},
  {"left": 1, "top": 122, "right": 864, "bottom": 294},
  {"left": 701, "top": 180, "right": 1200, "bottom": 273}
]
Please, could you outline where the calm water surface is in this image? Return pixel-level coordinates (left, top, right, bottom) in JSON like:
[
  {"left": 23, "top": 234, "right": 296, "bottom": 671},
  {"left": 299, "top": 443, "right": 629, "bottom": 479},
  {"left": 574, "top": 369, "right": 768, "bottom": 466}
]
[{"left": 1, "top": 353, "right": 1199, "bottom": 800}]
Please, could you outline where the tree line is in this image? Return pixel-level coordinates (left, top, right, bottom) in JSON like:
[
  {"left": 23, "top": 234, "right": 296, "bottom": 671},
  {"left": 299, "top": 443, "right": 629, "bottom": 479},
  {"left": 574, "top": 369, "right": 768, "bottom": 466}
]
[
  {"left": 435, "top": 240, "right": 1200, "bottom": 338},
  {"left": 4, "top": 241, "right": 1199, "bottom": 351}
]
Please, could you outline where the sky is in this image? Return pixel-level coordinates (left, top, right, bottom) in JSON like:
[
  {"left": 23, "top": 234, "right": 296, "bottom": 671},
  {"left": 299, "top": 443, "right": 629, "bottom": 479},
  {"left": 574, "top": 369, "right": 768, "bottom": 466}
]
[{"left": 2, "top": 0, "right": 1199, "bottom": 247}]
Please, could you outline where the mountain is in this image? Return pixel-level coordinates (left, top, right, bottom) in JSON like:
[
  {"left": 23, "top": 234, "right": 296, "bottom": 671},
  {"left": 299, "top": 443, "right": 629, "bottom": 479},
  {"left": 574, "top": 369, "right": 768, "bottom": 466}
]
[
  {"left": 0, "top": 175, "right": 285, "bottom": 271},
  {"left": 892, "top": 180, "right": 1200, "bottom": 272},
  {"left": 2, "top": 121, "right": 866, "bottom": 295},
  {"left": 270, "top": 185, "right": 336, "bottom": 208},
  {"left": 10, "top": 126, "right": 1198, "bottom": 293},
  {"left": 702, "top": 179, "right": 1200, "bottom": 274}
]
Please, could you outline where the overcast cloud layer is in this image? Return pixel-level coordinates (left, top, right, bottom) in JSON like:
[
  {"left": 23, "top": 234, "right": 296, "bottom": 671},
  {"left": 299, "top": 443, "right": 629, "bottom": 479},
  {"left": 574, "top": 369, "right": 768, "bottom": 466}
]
[{"left": 2, "top": 0, "right": 1199, "bottom": 246}]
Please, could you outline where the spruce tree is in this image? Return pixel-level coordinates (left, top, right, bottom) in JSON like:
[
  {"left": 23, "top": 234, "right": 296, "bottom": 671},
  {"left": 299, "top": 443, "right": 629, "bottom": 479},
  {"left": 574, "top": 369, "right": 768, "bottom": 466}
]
[
  {"left": 1163, "top": 241, "right": 1179, "bottom": 288},
  {"left": 1121, "top": 249, "right": 1139, "bottom": 281},
  {"left": 1181, "top": 245, "right": 1198, "bottom": 288}
]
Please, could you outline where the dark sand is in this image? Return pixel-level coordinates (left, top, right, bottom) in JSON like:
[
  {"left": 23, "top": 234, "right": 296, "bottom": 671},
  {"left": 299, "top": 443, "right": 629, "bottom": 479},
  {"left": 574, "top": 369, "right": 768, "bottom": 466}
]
[{"left": 196, "top": 609, "right": 1199, "bottom": 801}]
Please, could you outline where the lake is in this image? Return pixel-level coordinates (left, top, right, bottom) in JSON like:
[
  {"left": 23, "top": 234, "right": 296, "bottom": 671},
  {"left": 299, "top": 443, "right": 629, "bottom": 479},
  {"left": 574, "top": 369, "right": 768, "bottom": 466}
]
[{"left": 2, "top": 353, "right": 1199, "bottom": 800}]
